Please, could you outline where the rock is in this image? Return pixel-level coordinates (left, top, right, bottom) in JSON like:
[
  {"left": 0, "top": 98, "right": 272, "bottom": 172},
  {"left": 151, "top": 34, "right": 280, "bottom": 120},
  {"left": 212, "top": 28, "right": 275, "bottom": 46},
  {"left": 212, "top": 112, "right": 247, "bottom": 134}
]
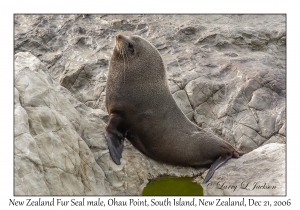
[
  {"left": 14, "top": 52, "right": 108, "bottom": 195},
  {"left": 14, "top": 14, "right": 286, "bottom": 195},
  {"left": 197, "top": 143, "right": 286, "bottom": 195},
  {"left": 172, "top": 90, "right": 194, "bottom": 120},
  {"left": 179, "top": 26, "right": 197, "bottom": 35}
]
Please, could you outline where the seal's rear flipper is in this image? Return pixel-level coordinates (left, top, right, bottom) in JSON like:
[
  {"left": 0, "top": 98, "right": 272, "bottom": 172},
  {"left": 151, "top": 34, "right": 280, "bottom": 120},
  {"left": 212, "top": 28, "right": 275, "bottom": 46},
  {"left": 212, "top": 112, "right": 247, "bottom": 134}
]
[
  {"left": 202, "top": 154, "right": 232, "bottom": 184},
  {"left": 105, "top": 113, "right": 127, "bottom": 165}
]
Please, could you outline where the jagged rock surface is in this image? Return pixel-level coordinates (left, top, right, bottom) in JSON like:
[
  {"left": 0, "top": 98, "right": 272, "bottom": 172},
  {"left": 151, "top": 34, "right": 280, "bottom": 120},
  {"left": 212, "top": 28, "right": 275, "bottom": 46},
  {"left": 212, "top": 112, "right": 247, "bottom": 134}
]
[{"left": 14, "top": 14, "right": 286, "bottom": 195}]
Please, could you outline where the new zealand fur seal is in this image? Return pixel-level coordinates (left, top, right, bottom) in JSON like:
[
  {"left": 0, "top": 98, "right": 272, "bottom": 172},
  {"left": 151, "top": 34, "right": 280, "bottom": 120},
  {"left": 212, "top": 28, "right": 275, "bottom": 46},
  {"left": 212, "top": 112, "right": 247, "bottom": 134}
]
[{"left": 105, "top": 34, "right": 243, "bottom": 183}]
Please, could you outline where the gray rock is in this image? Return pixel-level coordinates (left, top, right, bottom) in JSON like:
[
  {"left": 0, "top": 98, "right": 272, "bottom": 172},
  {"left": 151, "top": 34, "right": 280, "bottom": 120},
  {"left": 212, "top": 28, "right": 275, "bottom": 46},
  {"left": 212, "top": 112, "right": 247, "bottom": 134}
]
[
  {"left": 197, "top": 143, "right": 286, "bottom": 195},
  {"left": 172, "top": 90, "right": 194, "bottom": 120},
  {"left": 14, "top": 52, "right": 108, "bottom": 195}
]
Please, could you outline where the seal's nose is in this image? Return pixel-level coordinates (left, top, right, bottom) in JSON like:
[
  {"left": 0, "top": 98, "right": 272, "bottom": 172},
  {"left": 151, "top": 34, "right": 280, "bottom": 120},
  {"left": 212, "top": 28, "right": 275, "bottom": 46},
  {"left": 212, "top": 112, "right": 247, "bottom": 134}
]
[{"left": 116, "top": 34, "right": 124, "bottom": 41}]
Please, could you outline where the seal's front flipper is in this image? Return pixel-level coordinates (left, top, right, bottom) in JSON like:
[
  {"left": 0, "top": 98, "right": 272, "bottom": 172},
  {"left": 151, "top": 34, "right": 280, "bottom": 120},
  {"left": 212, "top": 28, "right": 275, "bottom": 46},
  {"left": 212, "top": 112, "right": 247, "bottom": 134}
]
[
  {"left": 202, "top": 154, "right": 232, "bottom": 184},
  {"left": 105, "top": 113, "right": 127, "bottom": 165}
]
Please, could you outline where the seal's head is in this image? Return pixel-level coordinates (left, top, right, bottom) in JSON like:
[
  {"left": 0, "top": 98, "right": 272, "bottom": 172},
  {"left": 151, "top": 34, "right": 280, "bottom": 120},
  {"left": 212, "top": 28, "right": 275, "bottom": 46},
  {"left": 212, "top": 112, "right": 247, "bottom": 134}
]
[
  {"left": 113, "top": 34, "right": 160, "bottom": 60},
  {"left": 110, "top": 34, "right": 167, "bottom": 84}
]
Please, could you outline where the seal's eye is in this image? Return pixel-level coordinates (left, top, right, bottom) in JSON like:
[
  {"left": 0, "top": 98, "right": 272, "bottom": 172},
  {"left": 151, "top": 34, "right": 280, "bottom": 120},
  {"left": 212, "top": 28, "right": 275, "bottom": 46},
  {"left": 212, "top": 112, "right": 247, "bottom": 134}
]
[{"left": 128, "top": 42, "right": 135, "bottom": 55}]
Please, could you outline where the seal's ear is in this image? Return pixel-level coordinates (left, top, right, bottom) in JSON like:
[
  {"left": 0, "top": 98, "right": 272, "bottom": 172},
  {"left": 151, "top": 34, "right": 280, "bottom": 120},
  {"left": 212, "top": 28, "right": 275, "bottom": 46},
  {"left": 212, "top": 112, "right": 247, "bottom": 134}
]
[{"left": 105, "top": 113, "right": 127, "bottom": 164}]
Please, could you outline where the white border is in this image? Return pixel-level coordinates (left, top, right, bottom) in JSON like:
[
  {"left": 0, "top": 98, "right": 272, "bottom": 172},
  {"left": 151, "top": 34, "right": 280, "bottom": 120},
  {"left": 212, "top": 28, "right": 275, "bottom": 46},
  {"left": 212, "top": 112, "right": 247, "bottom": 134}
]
[{"left": 2, "top": 0, "right": 298, "bottom": 209}]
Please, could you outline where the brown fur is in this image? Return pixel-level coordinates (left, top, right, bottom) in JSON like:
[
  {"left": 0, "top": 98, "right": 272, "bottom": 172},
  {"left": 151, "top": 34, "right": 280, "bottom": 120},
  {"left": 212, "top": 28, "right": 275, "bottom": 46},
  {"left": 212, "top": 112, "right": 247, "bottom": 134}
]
[{"left": 105, "top": 34, "right": 242, "bottom": 183}]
